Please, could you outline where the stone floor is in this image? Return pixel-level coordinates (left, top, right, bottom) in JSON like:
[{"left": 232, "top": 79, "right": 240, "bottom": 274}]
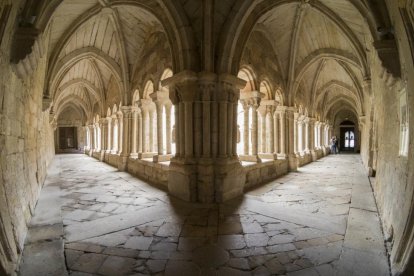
[{"left": 19, "top": 154, "right": 390, "bottom": 276}]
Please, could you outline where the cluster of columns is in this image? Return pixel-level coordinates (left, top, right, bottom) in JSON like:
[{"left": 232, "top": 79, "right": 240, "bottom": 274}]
[
  {"left": 83, "top": 71, "right": 333, "bottom": 203},
  {"left": 237, "top": 98, "right": 332, "bottom": 164},
  {"left": 85, "top": 96, "right": 175, "bottom": 165}
]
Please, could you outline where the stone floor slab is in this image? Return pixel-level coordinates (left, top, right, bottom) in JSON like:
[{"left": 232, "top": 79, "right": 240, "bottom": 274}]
[{"left": 19, "top": 154, "right": 390, "bottom": 276}]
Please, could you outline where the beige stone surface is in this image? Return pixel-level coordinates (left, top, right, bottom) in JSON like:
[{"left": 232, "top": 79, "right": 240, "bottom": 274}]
[
  {"left": 1, "top": 0, "right": 414, "bottom": 274},
  {"left": 14, "top": 153, "right": 389, "bottom": 275}
]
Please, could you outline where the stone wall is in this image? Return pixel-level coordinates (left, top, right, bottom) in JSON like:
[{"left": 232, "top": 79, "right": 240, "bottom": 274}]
[
  {"left": 370, "top": 1, "right": 414, "bottom": 273},
  {"left": 244, "top": 160, "right": 288, "bottom": 189},
  {"left": 127, "top": 158, "right": 169, "bottom": 187},
  {"left": 0, "top": 2, "right": 55, "bottom": 274}
]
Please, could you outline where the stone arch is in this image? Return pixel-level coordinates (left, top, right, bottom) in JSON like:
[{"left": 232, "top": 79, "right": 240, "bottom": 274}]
[
  {"left": 143, "top": 80, "right": 155, "bottom": 100},
  {"left": 216, "top": 0, "right": 378, "bottom": 75},
  {"left": 259, "top": 80, "right": 272, "bottom": 100},
  {"left": 132, "top": 89, "right": 140, "bottom": 106},
  {"left": 48, "top": 48, "right": 123, "bottom": 100},
  {"left": 238, "top": 66, "right": 258, "bottom": 92},
  {"left": 43, "top": 0, "right": 197, "bottom": 100},
  {"left": 275, "top": 88, "right": 284, "bottom": 105}
]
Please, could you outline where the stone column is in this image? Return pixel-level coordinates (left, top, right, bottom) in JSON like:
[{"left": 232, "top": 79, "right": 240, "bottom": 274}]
[
  {"left": 293, "top": 112, "right": 299, "bottom": 154},
  {"left": 320, "top": 122, "right": 326, "bottom": 155},
  {"left": 156, "top": 103, "right": 164, "bottom": 156},
  {"left": 161, "top": 71, "right": 246, "bottom": 203},
  {"left": 309, "top": 118, "right": 317, "bottom": 161},
  {"left": 286, "top": 108, "right": 298, "bottom": 171},
  {"left": 166, "top": 104, "right": 172, "bottom": 154},
  {"left": 314, "top": 122, "right": 319, "bottom": 148},
  {"left": 227, "top": 100, "right": 234, "bottom": 157},
  {"left": 267, "top": 111, "right": 274, "bottom": 155},
  {"left": 251, "top": 104, "right": 259, "bottom": 157},
  {"left": 304, "top": 118, "right": 309, "bottom": 153},
  {"left": 232, "top": 98, "right": 238, "bottom": 156},
  {"left": 130, "top": 110, "right": 138, "bottom": 158},
  {"left": 218, "top": 98, "right": 228, "bottom": 157},
  {"left": 242, "top": 101, "right": 249, "bottom": 155},
  {"left": 298, "top": 120, "right": 303, "bottom": 153},
  {"left": 106, "top": 117, "right": 112, "bottom": 153},
  {"left": 100, "top": 119, "right": 107, "bottom": 161},
  {"left": 149, "top": 109, "right": 154, "bottom": 153},
  {"left": 279, "top": 109, "right": 286, "bottom": 156},
  {"left": 179, "top": 101, "right": 185, "bottom": 157},
  {"left": 142, "top": 109, "right": 148, "bottom": 154},
  {"left": 117, "top": 113, "right": 123, "bottom": 155},
  {"left": 260, "top": 111, "right": 266, "bottom": 153},
  {"left": 320, "top": 122, "right": 325, "bottom": 148},
  {"left": 273, "top": 111, "right": 279, "bottom": 155},
  {"left": 138, "top": 111, "right": 143, "bottom": 154},
  {"left": 89, "top": 124, "right": 95, "bottom": 156},
  {"left": 119, "top": 106, "right": 132, "bottom": 171},
  {"left": 200, "top": 80, "right": 212, "bottom": 158},
  {"left": 174, "top": 102, "right": 180, "bottom": 157},
  {"left": 95, "top": 124, "right": 101, "bottom": 151},
  {"left": 195, "top": 96, "right": 202, "bottom": 158},
  {"left": 112, "top": 118, "right": 118, "bottom": 153}
]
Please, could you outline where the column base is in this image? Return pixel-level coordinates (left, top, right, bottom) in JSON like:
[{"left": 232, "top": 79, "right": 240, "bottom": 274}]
[
  {"left": 288, "top": 154, "right": 299, "bottom": 172},
  {"left": 89, "top": 149, "right": 94, "bottom": 157},
  {"left": 138, "top": 152, "right": 157, "bottom": 159},
  {"left": 118, "top": 155, "right": 128, "bottom": 171},
  {"left": 311, "top": 150, "right": 318, "bottom": 161},
  {"left": 100, "top": 151, "right": 105, "bottom": 161},
  {"left": 168, "top": 157, "right": 246, "bottom": 203},
  {"left": 259, "top": 153, "right": 278, "bottom": 160},
  {"left": 153, "top": 154, "right": 173, "bottom": 163},
  {"left": 277, "top": 153, "right": 287, "bottom": 160},
  {"left": 238, "top": 155, "right": 262, "bottom": 163},
  {"left": 322, "top": 146, "right": 328, "bottom": 156},
  {"left": 168, "top": 157, "right": 197, "bottom": 202},
  {"left": 129, "top": 153, "right": 138, "bottom": 159}
]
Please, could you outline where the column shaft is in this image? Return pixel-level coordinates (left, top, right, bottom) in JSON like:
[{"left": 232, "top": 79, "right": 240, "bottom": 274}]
[
  {"left": 194, "top": 101, "right": 202, "bottom": 157},
  {"left": 243, "top": 106, "right": 249, "bottom": 155},
  {"left": 252, "top": 107, "right": 258, "bottom": 155},
  {"left": 149, "top": 110, "right": 154, "bottom": 152},
  {"left": 166, "top": 105, "right": 172, "bottom": 154},
  {"left": 156, "top": 104, "right": 163, "bottom": 155},
  {"left": 261, "top": 113, "right": 266, "bottom": 153},
  {"left": 131, "top": 111, "right": 138, "bottom": 156},
  {"left": 142, "top": 111, "right": 148, "bottom": 152},
  {"left": 232, "top": 101, "right": 238, "bottom": 156},
  {"left": 202, "top": 101, "right": 211, "bottom": 157},
  {"left": 268, "top": 113, "right": 274, "bottom": 154},
  {"left": 227, "top": 102, "right": 233, "bottom": 156},
  {"left": 138, "top": 113, "right": 143, "bottom": 153},
  {"left": 273, "top": 112, "right": 279, "bottom": 154},
  {"left": 219, "top": 102, "right": 227, "bottom": 156},
  {"left": 107, "top": 119, "right": 112, "bottom": 152},
  {"left": 279, "top": 112, "right": 286, "bottom": 154},
  {"left": 305, "top": 121, "right": 309, "bottom": 151}
]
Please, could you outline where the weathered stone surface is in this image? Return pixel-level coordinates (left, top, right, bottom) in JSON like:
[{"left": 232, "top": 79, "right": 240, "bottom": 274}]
[
  {"left": 192, "top": 245, "right": 230, "bottom": 268},
  {"left": 19, "top": 240, "right": 67, "bottom": 276},
  {"left": 11, "top": 147, "right": 391, "bottom": 276},
  {"left": 164, "top": 260, "right": 201, "bottom": 276},
  {"left": 70, "top": 253, "right": 107, "bottom": 274},
  {"left": 97, "top": 256, "right": 136, "bottom": 276}
]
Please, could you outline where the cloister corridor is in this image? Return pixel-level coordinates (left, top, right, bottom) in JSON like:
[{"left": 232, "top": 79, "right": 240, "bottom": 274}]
[{"left": 18, "top": 153, "right": 389, "bottom": 276}]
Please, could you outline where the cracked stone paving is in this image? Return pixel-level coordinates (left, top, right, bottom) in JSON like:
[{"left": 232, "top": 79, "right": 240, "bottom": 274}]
[{"left": 18, "top": 154, "right": 390, "bottom": 276}]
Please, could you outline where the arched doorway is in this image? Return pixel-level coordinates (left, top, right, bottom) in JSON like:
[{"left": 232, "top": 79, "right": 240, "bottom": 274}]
[{"left": 340, "top": 120, "right": 356, "bottom": 152}]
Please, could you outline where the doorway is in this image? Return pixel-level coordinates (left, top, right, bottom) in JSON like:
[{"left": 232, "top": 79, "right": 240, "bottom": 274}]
[
  {"left": 59, "top": 127, "right": 77, "bottom": 149},
  {"left": 340, "top": 127, "right": 355, "bottom": 152}
]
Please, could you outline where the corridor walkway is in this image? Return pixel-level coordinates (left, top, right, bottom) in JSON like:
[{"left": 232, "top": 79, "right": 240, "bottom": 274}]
[{"left": 19, "top": 154, "right": 390, "bottom": 276}]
